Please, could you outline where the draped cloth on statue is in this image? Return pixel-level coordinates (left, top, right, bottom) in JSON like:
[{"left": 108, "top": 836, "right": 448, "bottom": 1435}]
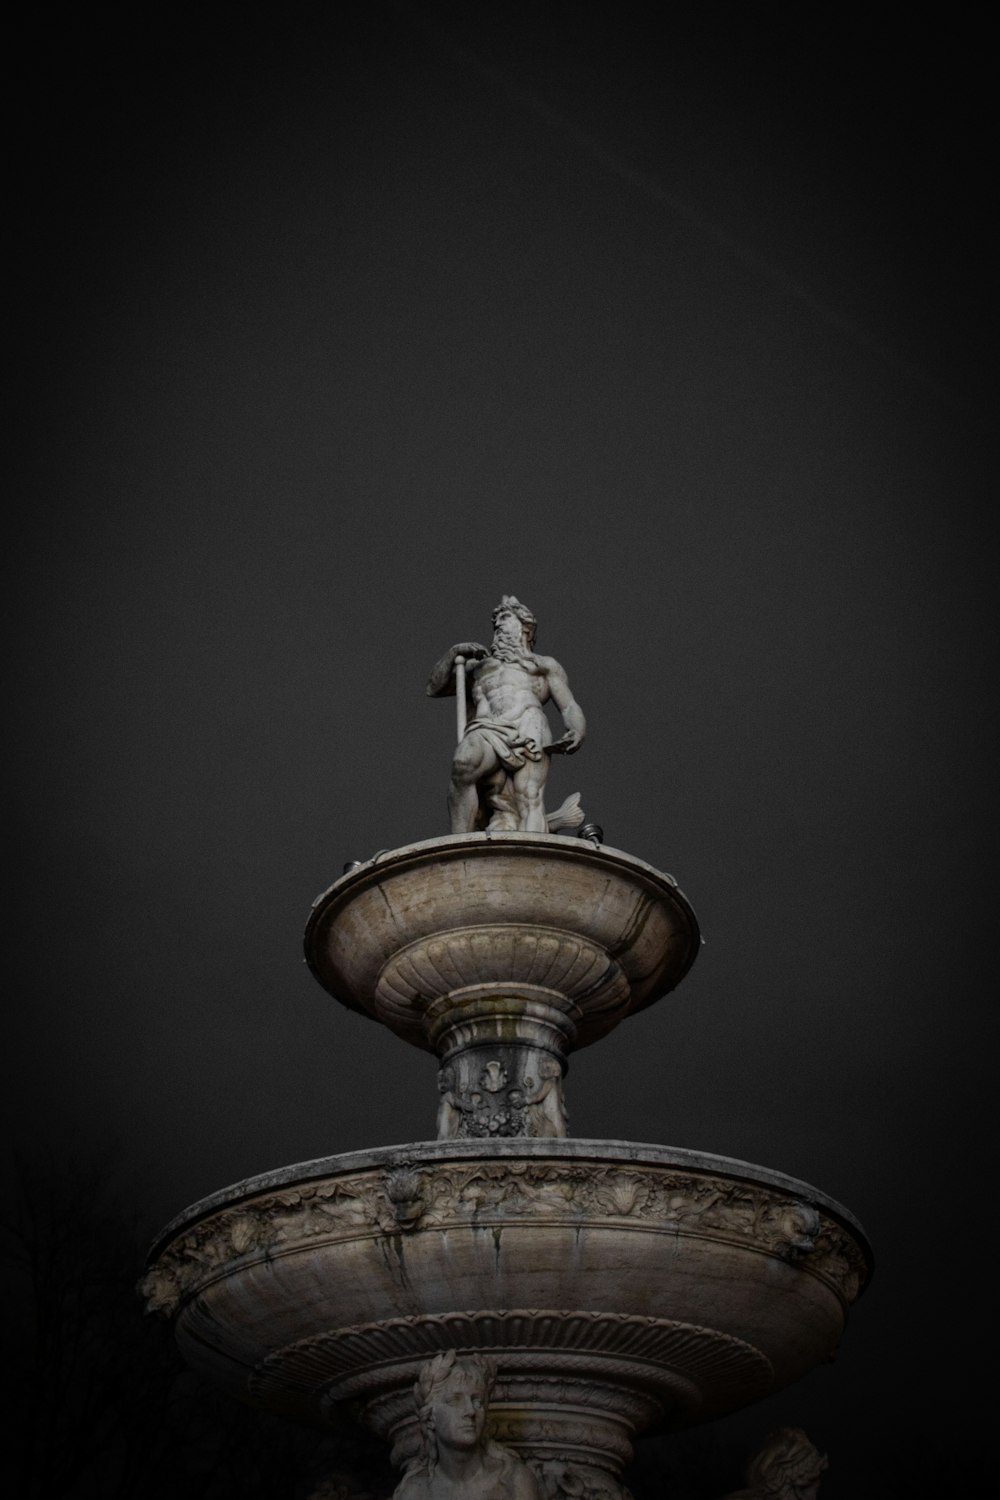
[{"left": 462, "top": 716, "right": 545, "bottom": 769}]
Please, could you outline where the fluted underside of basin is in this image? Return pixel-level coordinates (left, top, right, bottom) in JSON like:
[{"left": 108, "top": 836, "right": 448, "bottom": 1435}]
[
  {"left": 143, "top": 1140, "right": 871, "bottom": 1482},
  {"left": 303, "top": 834, "right": 702, "bottom": 1053}
]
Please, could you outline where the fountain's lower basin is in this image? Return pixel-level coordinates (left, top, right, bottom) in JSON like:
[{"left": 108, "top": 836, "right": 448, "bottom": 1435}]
[{"left": 142, "top": 1139, "right": 871, "bottom": 1481}]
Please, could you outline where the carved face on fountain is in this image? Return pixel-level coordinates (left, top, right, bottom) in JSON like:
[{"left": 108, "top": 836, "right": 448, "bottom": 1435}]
[
  {"left": 401, "top": 1353, "right": 542, "bottom": 1500},
  {"left": 430, "top": 1367, "right": 487, "bottom": 1452},
  {"left": 416, "top": 1353, "right": 494, "bottom": 1463}
]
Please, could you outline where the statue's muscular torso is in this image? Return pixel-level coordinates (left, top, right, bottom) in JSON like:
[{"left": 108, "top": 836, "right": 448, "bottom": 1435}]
[{"left": 470, "top": 655, "right": 554, "bottom": 733}]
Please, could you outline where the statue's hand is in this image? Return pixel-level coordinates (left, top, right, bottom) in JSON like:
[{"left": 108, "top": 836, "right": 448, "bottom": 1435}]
[
  {"left": 427, "top": 642, "right": 489, "bottom": 697},
  {"left": 549, "top": 729, "right": 583, "bottom": 755}
]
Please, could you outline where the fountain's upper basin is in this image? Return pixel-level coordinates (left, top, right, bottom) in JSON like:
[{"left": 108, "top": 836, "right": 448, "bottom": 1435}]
[
  {"left": 143, "top": 1138, "right": 871, "bottom": 1448},
  {"left": 304, "top": 834, "right": 701, "bottom": 1053}
]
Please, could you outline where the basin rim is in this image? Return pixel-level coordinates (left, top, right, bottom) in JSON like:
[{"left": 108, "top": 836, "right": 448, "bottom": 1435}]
[
  {"left": 307, "top": 832, "right": 699, "bottom": 919},
  {"left": 147, "top": 1136, "right": 872, "bottom": 1281},
  {"left": 303, "top": 832, "right": 702, "bottom": 1039}
]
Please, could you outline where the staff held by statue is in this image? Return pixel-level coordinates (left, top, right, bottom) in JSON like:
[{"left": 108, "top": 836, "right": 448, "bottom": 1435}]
[{"left": 454, "top": 654, "right": 467, "bottom": 743}]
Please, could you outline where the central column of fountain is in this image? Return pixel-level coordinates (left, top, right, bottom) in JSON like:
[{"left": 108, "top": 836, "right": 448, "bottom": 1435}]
[{"left": 141, "top": 598, "right": 871, "bottom": 1500}]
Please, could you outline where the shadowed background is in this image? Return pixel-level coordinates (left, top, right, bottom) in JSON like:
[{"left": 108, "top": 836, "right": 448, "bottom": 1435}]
[{"left": 6, "top": 4, "right": 994, "bottom": 1494}]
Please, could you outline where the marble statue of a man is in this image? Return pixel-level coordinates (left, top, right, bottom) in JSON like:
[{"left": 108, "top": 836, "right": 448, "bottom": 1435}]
[
  {"left": 426, "top": 596, "right": 586, "bottom": 834},
  {"left": 393, "top": 1352, "right": 541, "bottom": 1499}
]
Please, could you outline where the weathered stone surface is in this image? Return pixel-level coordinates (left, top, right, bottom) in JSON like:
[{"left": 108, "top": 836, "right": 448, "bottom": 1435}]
[
  {"left": 304, "top": 834, "right": 700, "bottom": 1137},
  {"left": 142, "top": 1140, "right": 870, "bottom": 1486}
]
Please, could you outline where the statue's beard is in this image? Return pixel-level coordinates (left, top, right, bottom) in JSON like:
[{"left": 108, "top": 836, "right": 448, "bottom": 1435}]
[{"left": 492, "top": 629, "right": 536, "bottom": 665}]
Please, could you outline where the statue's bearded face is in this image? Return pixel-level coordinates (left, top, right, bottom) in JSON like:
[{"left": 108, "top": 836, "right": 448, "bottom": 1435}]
[
  {"left": 492, "top": 607, "right": 534, "bottom": 652},
  {"left": 493, "top": 607, "right": 522, "bottom": 645}
]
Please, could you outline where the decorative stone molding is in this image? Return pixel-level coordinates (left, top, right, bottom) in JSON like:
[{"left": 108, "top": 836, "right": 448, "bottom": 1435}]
[
  {"left": 377, "top": 926, "right": 630, "bottom": 1028},
  {"left": 141, "top": 1140, "right": 869, "bottom": 1487},
  {"left": 141, "top": 1155, "right": 868, "bottom": 1319},
  {"left": 252, "top": 1310, "right": 768, "bottom": 1406},
  {"left": 436, "top": 1048, "right": 570, "bottom": 1140},
  {"left": 248, "top": 1308, "right": 769, "bottom": 1479}
]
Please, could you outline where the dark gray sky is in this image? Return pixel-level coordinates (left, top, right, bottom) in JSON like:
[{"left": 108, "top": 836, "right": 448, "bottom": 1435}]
[{"left": 7, "top": 5, "right": 995, "bottom": 1493}]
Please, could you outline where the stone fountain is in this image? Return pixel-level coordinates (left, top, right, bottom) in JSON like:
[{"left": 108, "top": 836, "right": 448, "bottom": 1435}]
[{"left": 142, "top": 596, "right": 871, "bottom": 1499}]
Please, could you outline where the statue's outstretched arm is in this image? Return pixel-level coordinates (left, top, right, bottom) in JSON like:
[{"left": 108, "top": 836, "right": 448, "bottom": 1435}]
[
  {"left": 426, "top": 641, "right": 488, "bottom": 697},
  {"left": 546, "top": 661, "right": 586, "bottom": 753}
]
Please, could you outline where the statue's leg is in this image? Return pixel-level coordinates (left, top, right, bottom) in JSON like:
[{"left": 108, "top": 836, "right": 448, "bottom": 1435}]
[
  {"left": 512, "top": 754, "right": 549, "bottom": 834},
  {"left": 448, "top": 734, "right": 498, "bottom": 834},
  {"left": 478, "top": 767, "right": 511, "bottom": 830}
]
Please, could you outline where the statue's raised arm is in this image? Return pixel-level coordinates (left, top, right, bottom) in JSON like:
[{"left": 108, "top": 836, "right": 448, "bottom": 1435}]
[
  {"left": 428, "top": 596, "right": 586, "bottom": 836},
  {"left": 425, "top": 641, "right": 488, "bottom": 699}
]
